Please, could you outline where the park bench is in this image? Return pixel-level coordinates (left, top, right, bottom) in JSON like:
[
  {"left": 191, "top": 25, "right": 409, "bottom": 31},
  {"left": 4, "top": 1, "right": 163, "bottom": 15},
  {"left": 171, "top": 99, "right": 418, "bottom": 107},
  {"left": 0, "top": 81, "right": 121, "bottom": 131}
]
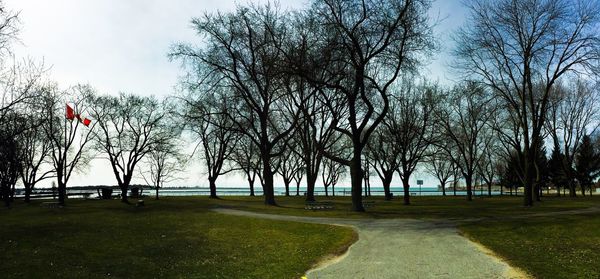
[
  {"left": 40, "top": 202, "right": 62, "bottom": 208},
  {"left": 362, "top": 201, "right": 376, "bottom": 208},
  {"left": 305, "top": 201, "right": 335, "bottom": 210}
]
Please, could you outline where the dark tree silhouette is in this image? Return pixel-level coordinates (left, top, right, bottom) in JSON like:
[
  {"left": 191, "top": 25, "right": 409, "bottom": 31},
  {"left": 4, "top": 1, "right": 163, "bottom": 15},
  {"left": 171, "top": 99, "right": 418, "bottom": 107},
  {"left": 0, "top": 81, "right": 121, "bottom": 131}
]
[
  {"left": 322, "top": 157, "right": 346, "bottom": 197},
  {"left": 277, "top": 146, "right": 304, "bottom": 197},
  {"left": 436, "top": 82, "right": 496, "bottom": 201},
  {"left": 425, "top": 149, "right": 453, "bottom": 197},
  {"left": 456, "top": 0, "right": 600, "bottom": 206},
  {"left": 17, "top": 108, "right": 54, "bottom": 203},
  {"left": 548, "top": 147, "right": 569, "bottom": 196},
  {"left": 575, "top": 135, "right": 600, "bottom": 196},
  {"left": 546, "top": 80, "right": 600, "bottom": 197},
  {"left": 231, "top": 135, "right": 261, "bottom": 196},
  {"left": 140, "top": 101, "right": 185, "bottom": 200},
  {"left": 184, "top": 92, "right": 239, "bottom": 199},
  {"left": 43, "top": 85, "right": 95, "bottom": 206},
  {"left": 296, "top": 0, "right": 435, "bottom": 211},
  {"left": 172, "top": 4, "right": 299, "bottom": 205},
  {"left": 91, "top": 93, "right": 171, "bottom": 203}
]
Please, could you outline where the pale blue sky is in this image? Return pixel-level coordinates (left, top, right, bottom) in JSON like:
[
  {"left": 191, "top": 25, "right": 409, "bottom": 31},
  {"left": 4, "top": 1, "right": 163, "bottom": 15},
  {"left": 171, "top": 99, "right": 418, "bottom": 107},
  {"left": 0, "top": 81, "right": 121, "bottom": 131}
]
[{"left": 7, "top": 0, "right": 468, "bottom": 189}]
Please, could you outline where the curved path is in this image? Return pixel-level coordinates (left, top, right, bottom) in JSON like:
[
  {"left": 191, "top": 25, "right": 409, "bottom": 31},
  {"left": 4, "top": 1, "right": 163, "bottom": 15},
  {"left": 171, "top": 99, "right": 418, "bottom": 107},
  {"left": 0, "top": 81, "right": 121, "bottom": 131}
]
[{"left": 213, "top": 209, "right": 528, "bottom": 279}]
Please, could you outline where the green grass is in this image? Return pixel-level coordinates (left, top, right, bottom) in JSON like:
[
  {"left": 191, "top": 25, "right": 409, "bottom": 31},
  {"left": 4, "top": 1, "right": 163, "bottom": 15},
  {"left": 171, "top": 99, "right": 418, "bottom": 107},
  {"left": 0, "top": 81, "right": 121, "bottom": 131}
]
[
  {"left": 211, "top": 195, "right": 600, "bottom": 219},
  {"left": 0, "top": 197, "right": 356, "bottom": 279},
  {"left": 3, "top": 195, "right": 600, "bottom": 279},
  {"left": 211, "top": 195, "right": 600, "bottom": 278},
  {"left": 460, "top": 214, "right": 600, "bottom": 279}
]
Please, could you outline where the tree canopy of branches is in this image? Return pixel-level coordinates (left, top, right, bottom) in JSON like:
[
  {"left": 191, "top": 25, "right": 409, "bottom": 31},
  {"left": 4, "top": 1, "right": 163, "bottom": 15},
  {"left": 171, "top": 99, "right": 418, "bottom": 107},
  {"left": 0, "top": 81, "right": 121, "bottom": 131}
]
[
  {"left": 546, "top": 80, "right": 600, "bottom": 197},
  {"left": 436, "top": 82, "right": 496, "bottom": 201},
  {"left": 575, "top": 134, "right": 600, "bottom": 195},
  {"left": 295, "top": 0, "right": 435, "bottom": 211},
  {"left": 91, "top": 93, "right": 171, "bottom": 203},
  {"left": 322, "top": 157, "right": 346, "bottom": 196},
  {"left": 140, "top": 100, "right": 185, "bottom": 200},
  {"left": 231, "top": 135, "right": 261, "bottom": 196},
  {"left": 171, "top": 4, "right": 299, "bottom": 205},
  {"left": 184, "top": 92, "right": 239, "bottom": 199},
  {"left": 456, "top": 0, "right": 600, "bottom": 206},
  {"left": 42, "top": 85, "right": 96, "bottom": 206}
]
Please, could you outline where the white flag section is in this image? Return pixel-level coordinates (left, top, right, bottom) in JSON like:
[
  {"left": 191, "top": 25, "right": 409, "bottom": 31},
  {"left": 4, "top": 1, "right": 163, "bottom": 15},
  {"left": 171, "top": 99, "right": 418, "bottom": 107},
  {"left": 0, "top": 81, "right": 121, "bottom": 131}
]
[{"left": 65, "top": 102, "right": 92, "bottom": 127}]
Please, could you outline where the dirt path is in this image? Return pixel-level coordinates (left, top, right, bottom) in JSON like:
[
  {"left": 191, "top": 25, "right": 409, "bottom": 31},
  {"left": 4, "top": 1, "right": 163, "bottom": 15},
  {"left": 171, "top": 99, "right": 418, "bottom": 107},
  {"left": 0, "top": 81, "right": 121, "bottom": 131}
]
[{"left": 213, "top": 209, "right": 529, "bottom": 279}]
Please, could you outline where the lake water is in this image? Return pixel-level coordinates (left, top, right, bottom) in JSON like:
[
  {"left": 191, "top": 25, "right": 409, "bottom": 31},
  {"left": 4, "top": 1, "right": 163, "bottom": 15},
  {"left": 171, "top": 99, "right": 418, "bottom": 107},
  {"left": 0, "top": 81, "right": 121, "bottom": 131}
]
[{"left": 151, "top": 186, "right": 504, "bottom": 197}]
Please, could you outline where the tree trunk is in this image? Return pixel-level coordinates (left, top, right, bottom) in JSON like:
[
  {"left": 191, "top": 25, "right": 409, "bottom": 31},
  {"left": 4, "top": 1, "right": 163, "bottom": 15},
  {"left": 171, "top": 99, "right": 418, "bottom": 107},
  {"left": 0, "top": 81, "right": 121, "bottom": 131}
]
[
  {"left": 324, "top": 185, "right": 329, "bottom": 196},
  {"left": 283, "top": 179, "right": 290, "bottom": 197},
  {"left": 533, "top": 183, "right": 540, "bottom": 201},
  {"left": 441, "top": 181, "right": 446, "bottom": 196},
  {"left": 453, "top": 180, "right": 457, "bottom": 196},
  {"left": 262, "top": 158, "right": 276, "bottom": 206},
  {"left": 1, "top": 182, "right": 10, "bottom": 207},
  {"left": 487, "top": 182, "right": 492, "bottom": 197},
  {"left": 24, "top": 184, "right": 32, "bottom": 203},
  {"left": 382, "top": 175, "right": 393, "bottom": 200},
  {"left": 296, "top": 181, "right": 300, "bottom": 196},
  {"left": 305, "top": 173, "right": 317, "bottom": 202},
  {"left": 58, "top": 181, "right": 67, "bottom": 206},
  {"left": 248, "top": 178, "right": 255, "bottom": 196},
  {"left": 120, "top": 187, "right": 129, "bottom": 203},
  {"left": 209, "top": 177, "right": 218, "bottom": 199},
  {"left": 155, "top": 185, "right": 160, "bottom": 200},
  {"left": 569, "top": 180, "right": 576, "bottom": 197},
  {"left": 581, "top": 184, "right": 586, "bottom": 196},
  {"left": 402, "top": 178, "right": 410, "bottom": 205},
  {"left": 349, "top": 154, "right": 365, "bottom": 212},
  {"left": 465, "top": 175, "right": 473, "bottom": 202}
]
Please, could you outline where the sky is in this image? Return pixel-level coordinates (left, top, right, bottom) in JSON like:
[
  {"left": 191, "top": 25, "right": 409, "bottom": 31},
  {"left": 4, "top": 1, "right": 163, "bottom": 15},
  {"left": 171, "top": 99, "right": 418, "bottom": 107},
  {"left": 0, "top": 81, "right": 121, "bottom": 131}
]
[{"left": 7, "top": 0, "right": 467, "bottom": 189}]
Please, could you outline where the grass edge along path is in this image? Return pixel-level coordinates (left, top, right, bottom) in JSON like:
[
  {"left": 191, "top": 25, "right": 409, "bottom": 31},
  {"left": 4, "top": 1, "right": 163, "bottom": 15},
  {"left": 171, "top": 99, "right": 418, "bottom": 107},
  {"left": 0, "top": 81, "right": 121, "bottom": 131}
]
[{"left": 459, "top": 212, "right": 600, "bottom": 279}]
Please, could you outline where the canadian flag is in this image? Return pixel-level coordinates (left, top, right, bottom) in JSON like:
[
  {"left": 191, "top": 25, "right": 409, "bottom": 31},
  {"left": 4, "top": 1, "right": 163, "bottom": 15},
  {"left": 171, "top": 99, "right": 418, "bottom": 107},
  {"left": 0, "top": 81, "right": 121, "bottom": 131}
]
[{"left": 66, "top": 103, "right": 92, "bottom": 127}]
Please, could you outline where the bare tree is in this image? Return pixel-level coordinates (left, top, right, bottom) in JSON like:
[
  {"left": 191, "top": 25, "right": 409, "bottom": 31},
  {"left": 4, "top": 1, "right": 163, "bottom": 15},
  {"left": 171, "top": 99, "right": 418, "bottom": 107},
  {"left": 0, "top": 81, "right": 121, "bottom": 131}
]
[
  {"left": 546, "top": 79, "right": 600, "bottom": 197},
  {"left": 140, "top": 141, "right": 185, "bottom": 200},
  {"left": 392, "top": 80, "right": 438, "bottom": 205},
  {"left": 231, "top": 135, "right": 261, "bottom": 196},
  {"left": 43, "top": 85, "right": 96, "bottom": 206},
  {"left": 455, "top": 0, "right": 600, "bottom": 206},
  {"left": 17, "top": 105, "right": 54, "bottom": 203},
  {"left": 172, "top": 4, "right": 299, "bottom": 205},
  {"left": 366, "top": 124, "right": 401, "bottom": 200},
  {"left": 139, "top": 100, "right": 185, "bottom": 200},
  {"left": 477, "top": 143, "right": 501, "bottom": 197},
  {"left": 322, "top": 157, "right": 346, "bottom": 197},
  {"left": 425, "top": 149, "right": 453, "bottom": 197},
  {"left": 91, "top": 93, "right": 170, "bottom": 203},
  {"left": 436, "top": 82, "right": 496, "bottom": 201},
  {"left": 277, "top": 146, "right": 304, "bottom": 197},
  {"left": 293, "top": 164, "right": 304, "bottom": 196},
  {"left": 184, "top": 92, "right": 239, "bottom": 199},
  {"left": 0, "top": 111, "right": 24, "bottom": 206},
  {"left": 295, "top": 0, "right": 435, "bottom": 211}
]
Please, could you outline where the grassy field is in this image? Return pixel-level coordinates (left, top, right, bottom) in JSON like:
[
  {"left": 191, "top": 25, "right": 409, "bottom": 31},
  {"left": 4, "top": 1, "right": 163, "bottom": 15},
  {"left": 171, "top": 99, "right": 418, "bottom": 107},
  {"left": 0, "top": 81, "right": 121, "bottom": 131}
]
[
  {"left": 460, "top": 213, "right": 600, "bottom": 279},
  {"left": 212, "top": 195, "right": 600, "bottom": 278},
  {"left": 2, "top": 195, "right": 599, "bottom": 279},
  {"left": 0, "top": 198, "right": 356, "bottom": 279},
  {"left": 212, "top": 194, "right": 600, "bottom": 219}
]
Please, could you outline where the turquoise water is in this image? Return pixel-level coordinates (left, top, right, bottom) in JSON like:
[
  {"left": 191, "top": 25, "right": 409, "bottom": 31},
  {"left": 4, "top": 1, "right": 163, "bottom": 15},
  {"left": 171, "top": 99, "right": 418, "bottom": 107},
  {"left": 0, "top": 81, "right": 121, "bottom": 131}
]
[{"left": 156, "top": 186, "right": 503, "bottom": 197}]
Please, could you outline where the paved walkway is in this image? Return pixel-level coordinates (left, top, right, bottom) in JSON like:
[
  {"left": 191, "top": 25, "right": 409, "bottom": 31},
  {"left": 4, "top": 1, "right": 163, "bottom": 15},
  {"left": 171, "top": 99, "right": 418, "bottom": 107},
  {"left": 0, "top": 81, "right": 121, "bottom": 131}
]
[{"left": 213, "top": 209, "right": 528, "bottom": 279}]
